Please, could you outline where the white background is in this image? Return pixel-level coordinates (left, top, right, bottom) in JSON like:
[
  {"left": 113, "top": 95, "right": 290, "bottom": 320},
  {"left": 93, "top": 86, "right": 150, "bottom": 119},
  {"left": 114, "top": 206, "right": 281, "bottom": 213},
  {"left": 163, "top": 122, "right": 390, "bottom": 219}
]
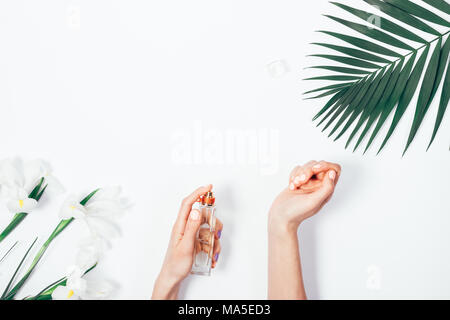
[{"left": 0, "top": 0, "right": 449, "bottom": 299}]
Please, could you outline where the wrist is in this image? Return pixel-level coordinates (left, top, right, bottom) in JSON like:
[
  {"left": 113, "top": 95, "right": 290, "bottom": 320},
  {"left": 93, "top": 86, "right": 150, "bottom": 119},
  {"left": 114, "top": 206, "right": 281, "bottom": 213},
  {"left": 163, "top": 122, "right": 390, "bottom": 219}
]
[
  {"left": 268, "top": 212, "right": 299, "bottom": 239},
  {"left": 152, "top": 270, "right": 182, "bottom": 300}
]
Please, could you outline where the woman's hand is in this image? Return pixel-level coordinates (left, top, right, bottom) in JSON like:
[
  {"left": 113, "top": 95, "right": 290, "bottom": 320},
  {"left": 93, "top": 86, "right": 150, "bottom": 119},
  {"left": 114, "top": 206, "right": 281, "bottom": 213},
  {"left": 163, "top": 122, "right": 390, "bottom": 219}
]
[
  {"left": 269, "top": 160, "right": 341, "bottom": 235},
  {"left": 268, "top": 160, "right": 341, "bottom": 300},
  {"left": 152, "top": 185, "right": 223, "bottom": 300}
]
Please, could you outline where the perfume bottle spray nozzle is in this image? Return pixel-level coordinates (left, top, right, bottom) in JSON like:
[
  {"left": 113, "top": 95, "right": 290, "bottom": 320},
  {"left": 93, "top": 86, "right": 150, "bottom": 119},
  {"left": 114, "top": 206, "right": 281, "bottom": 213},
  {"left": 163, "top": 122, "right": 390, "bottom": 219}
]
[{"left": 199, "top": 191, "right": 215, "bottom": 206}]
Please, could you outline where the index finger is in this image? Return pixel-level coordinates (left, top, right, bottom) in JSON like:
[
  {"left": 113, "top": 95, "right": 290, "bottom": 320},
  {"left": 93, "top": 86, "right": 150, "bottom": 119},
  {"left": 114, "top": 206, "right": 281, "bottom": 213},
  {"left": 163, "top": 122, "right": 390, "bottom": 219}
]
[
  {"left": 172, "top": 184, "right": 213, "bottom": 237},
  {"left": 311, "top": 161, "right": 341, "bottom": 184}
]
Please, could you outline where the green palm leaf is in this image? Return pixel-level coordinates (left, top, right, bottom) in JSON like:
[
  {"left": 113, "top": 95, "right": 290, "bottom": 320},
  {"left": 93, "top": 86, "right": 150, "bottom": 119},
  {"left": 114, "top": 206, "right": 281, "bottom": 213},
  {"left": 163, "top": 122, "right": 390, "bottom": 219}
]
[
  {"left": 307, "top": 66, "right": 370, "bottom": 75},
  {"left": 304, "top": 82, "right": 354, "bottom": 95},
  {"left": 305, "top": 0, "right": 450, "bottom": 154},
  {"left": 378, "top": 46, "right": 430, "bottom": 154},
  {"left": 305, "top": 87, "right": 345, "bottom": 100},
  {"left": 324, "top": 14, "right": 414, "bottom": 50},
  {"left": 403, "top": 39, "right": 443, "bottom": 154},
  {"left": 352, "top": 60, "right": 404, "bottom": 151},
  {"left": 317, "top": 84, "right": 360, "bottom": 126},
  {"left": 331, "top": 2, "right": 426, "bottom": 44},
  {"left": 422, "top": 0, "right": 450, "bottom": 15},
  {"left": 334, "top": 67, "right": 388, "bottom": 141},
  {"left": 311, "top": 43, "right": 391, "bottom": 63},
  {"left": 428, "top": 36, "right": 450, "bottom": 149},
  {"left": 384, "top": 0, "right": 450, "bottom": 27},
  {"left": 363, "top": 0, "right": 440, "bottom": 36},
  {"left": 326, "top": 74, "right": 377, "bottom": 136}
]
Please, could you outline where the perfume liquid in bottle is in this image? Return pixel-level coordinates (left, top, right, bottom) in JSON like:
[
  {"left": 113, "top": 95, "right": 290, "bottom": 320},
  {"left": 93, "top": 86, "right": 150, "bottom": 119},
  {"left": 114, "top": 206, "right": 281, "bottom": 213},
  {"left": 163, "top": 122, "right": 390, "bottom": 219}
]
[{"left": 191, "top": 191, "right": 216, "bottom": 276}]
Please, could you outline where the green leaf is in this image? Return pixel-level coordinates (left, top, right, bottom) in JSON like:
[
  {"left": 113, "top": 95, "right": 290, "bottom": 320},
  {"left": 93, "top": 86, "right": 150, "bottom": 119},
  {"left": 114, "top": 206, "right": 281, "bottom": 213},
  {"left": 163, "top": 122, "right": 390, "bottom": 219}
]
[
  {"left": 308, "top": 54, "right": 381, "bottom": 68},
  {"left": 403, "top": 39, "right": 442, "bottom": 155},
  {"left": 28, "top": 264, "right": 97, "bottom": 300},
  {"left": 430, "top": 60, "right": 450, "bottom": 146},
  {"left": 384, "top": 0, "right": 450, "bottom": 27},
  {"left": 0, "top": 241, "right": 18, "bottom": 264},
  {"left": 304, "top": 82, "right": 353, "bottom": 95},
  {"left": 346, "top": 63, "right": 398, "bottom": 149},
  {"left": 307, "top": 65, "right": 370, "bottom": 74},
  {"left": 318, "top": 31, "right": 402, "bottom": 57},
  {"left": 0, "top": 178, "right": 47, "bottom": 244},
  {"left": 304, "top": 87, "right": 344, "bottom": 100},
  {"left": 328, "top": 73, "right": 379, "bottom": 137},
  {"left": 422, "top": 0, "right": 450, "bottom": 15},
  {"left": 316, "top": 89, "right": 358, "bottom": 126},
  {"left": 331, "top": 2, "right": 426, "bottom": 44},
  {"left": 312, "top": 89, "right": 349, "bottom": 121},
  {"left": 304, "top": 74, "right": 362, "bottom": 81},
  {"left": 1, "top": 238, "right": 38, "bottom": 299},
  {"left": 364, "top": 53, "right": 417, "bottom": 154},
  {"left": 311, "top": 43, "right": 391, "bottom": 63},
  {"left": 317, "top": 84, "right": 361, "bottom": 126},
  {"left": 363, "top": 0, "right": 440, "bottom": 36},
  {"left": 324, "top": 14, "right": 414, "bottom": 50},
  {"left": 307, "top": 0, "right": 449, "bottom": 153},
  {"left": 378, "top": 46, "right": 431, "bottom": 154},
  {"left": 28, "top": 177, "right": 44, "bottom": 200},
  {"left": 35, "top": 184, "right": 48, "bottom": 201},
  {"left": 3, "top": 189, "right": 100, "bottom": 300},
  {"left": 334, "top": 67, "right": 387, "bottom": 141},
  {"left": 428, "top": 36, "right": 450, "bottom": 150},
  {"left": 27, "top": 277, "right": 66, "bottom": 300},
  {"left": 80, "top": 189, "right": 100, "bottom": 205},
  {"left": 353, "top": 60, "right": 405, "bottom": 151},
  {"left": 0, "top": 213, "right": 28, "bottom": 244},
  {"left": 322, "top": 78, "right": 370, "bottom": 131}
]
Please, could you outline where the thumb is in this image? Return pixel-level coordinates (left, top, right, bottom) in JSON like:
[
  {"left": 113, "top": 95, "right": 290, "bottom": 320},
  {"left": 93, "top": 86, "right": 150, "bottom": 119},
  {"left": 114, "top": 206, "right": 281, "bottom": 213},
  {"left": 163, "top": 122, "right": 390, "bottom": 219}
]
[
  {"left": 311, "top": 169, "right": 336, "bottom": 202},
  {"left": 180, "top": 209, "right": 202, "bottom": 252}
]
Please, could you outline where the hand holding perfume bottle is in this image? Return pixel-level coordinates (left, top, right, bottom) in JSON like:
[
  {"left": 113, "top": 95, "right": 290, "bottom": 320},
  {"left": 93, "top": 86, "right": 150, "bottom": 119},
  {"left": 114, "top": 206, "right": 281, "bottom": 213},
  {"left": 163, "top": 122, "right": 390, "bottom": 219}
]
[
  {"left": 152, "top": 185, "right": 223, "bottom": 299},
  {"left": 191, "top": 191, "right": 217, "bottom": 276}
]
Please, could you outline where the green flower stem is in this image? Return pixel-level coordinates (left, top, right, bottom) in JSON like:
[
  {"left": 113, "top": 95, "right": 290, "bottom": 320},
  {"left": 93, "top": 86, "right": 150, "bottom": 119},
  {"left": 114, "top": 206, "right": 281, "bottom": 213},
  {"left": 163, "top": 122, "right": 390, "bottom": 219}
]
[
  {"left": 0, "top": 213, "right": 27, "bottom": 243},
  {"left": 0, "top": 177, "right": 47, "bottom": 244},
  {"left": 28, "top": 277, "right": 67, "bottom": 300},
  {"left": 2, "top": 220, "right": 73, "bottom": 300},
  {"left": 2, "top": 189, "right": 99, "bottom": 300},
  {"left": 0, "top": 241, "right": 18, "bottom": 264},
  {"left": 26, "top": 264, "right": 97, "bottom": 300}
]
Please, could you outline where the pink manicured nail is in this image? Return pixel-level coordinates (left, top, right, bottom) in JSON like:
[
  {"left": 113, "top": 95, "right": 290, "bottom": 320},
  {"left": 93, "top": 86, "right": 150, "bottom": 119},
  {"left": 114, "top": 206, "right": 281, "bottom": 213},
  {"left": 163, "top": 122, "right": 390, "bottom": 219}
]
[
  {"left": 289, "top": 183, "right": 295, "bottom": 190},
  {"left": 299, "top": 174, "right": 306, "bottom": 181},
  {"left": 294, "top": 176, "right": 301, "bottom": 184},
  {"left": 313, "top": 164, "right": 321, "bottom": 169},
  {"left": 329, "top": 170, "right": 336, "bottom": 180},
  {"left": 190, "top": 210, "right": 200, "bottom": 220}
]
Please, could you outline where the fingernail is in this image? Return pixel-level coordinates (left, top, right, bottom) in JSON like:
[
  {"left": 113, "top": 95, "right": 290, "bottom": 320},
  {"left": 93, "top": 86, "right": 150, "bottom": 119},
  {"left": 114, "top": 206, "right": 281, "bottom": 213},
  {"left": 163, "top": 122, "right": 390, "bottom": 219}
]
[
  {"left": 294, "top": 176, "right": 301, "bottom": 184},
  {"left": 217, "top": 230, "right": 222, "bottom": 239},
  {"left": 299, "top": 174, "right": 306, "bottom": 181},
  {"left": 214, "top": 253, "right": 219, "bottom": 261},
  {"left": 190, "top": 210, "right": 200, "bottom": 220},
  {"left": 329, "top": 170, "right": 336, "bottom": 180},
  {"left": 289, "top": 183, "right": 295, "bottom": 190},
  {"left": 313, "top": 164, "right": 321, "bottom": 169}
]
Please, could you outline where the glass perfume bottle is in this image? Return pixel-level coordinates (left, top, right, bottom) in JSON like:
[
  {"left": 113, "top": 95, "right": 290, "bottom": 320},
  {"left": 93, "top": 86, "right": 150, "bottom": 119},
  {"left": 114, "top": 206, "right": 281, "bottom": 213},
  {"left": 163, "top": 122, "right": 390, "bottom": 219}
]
[{"left": 191, "top": 191, "right": 216, "bottom": 276}]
